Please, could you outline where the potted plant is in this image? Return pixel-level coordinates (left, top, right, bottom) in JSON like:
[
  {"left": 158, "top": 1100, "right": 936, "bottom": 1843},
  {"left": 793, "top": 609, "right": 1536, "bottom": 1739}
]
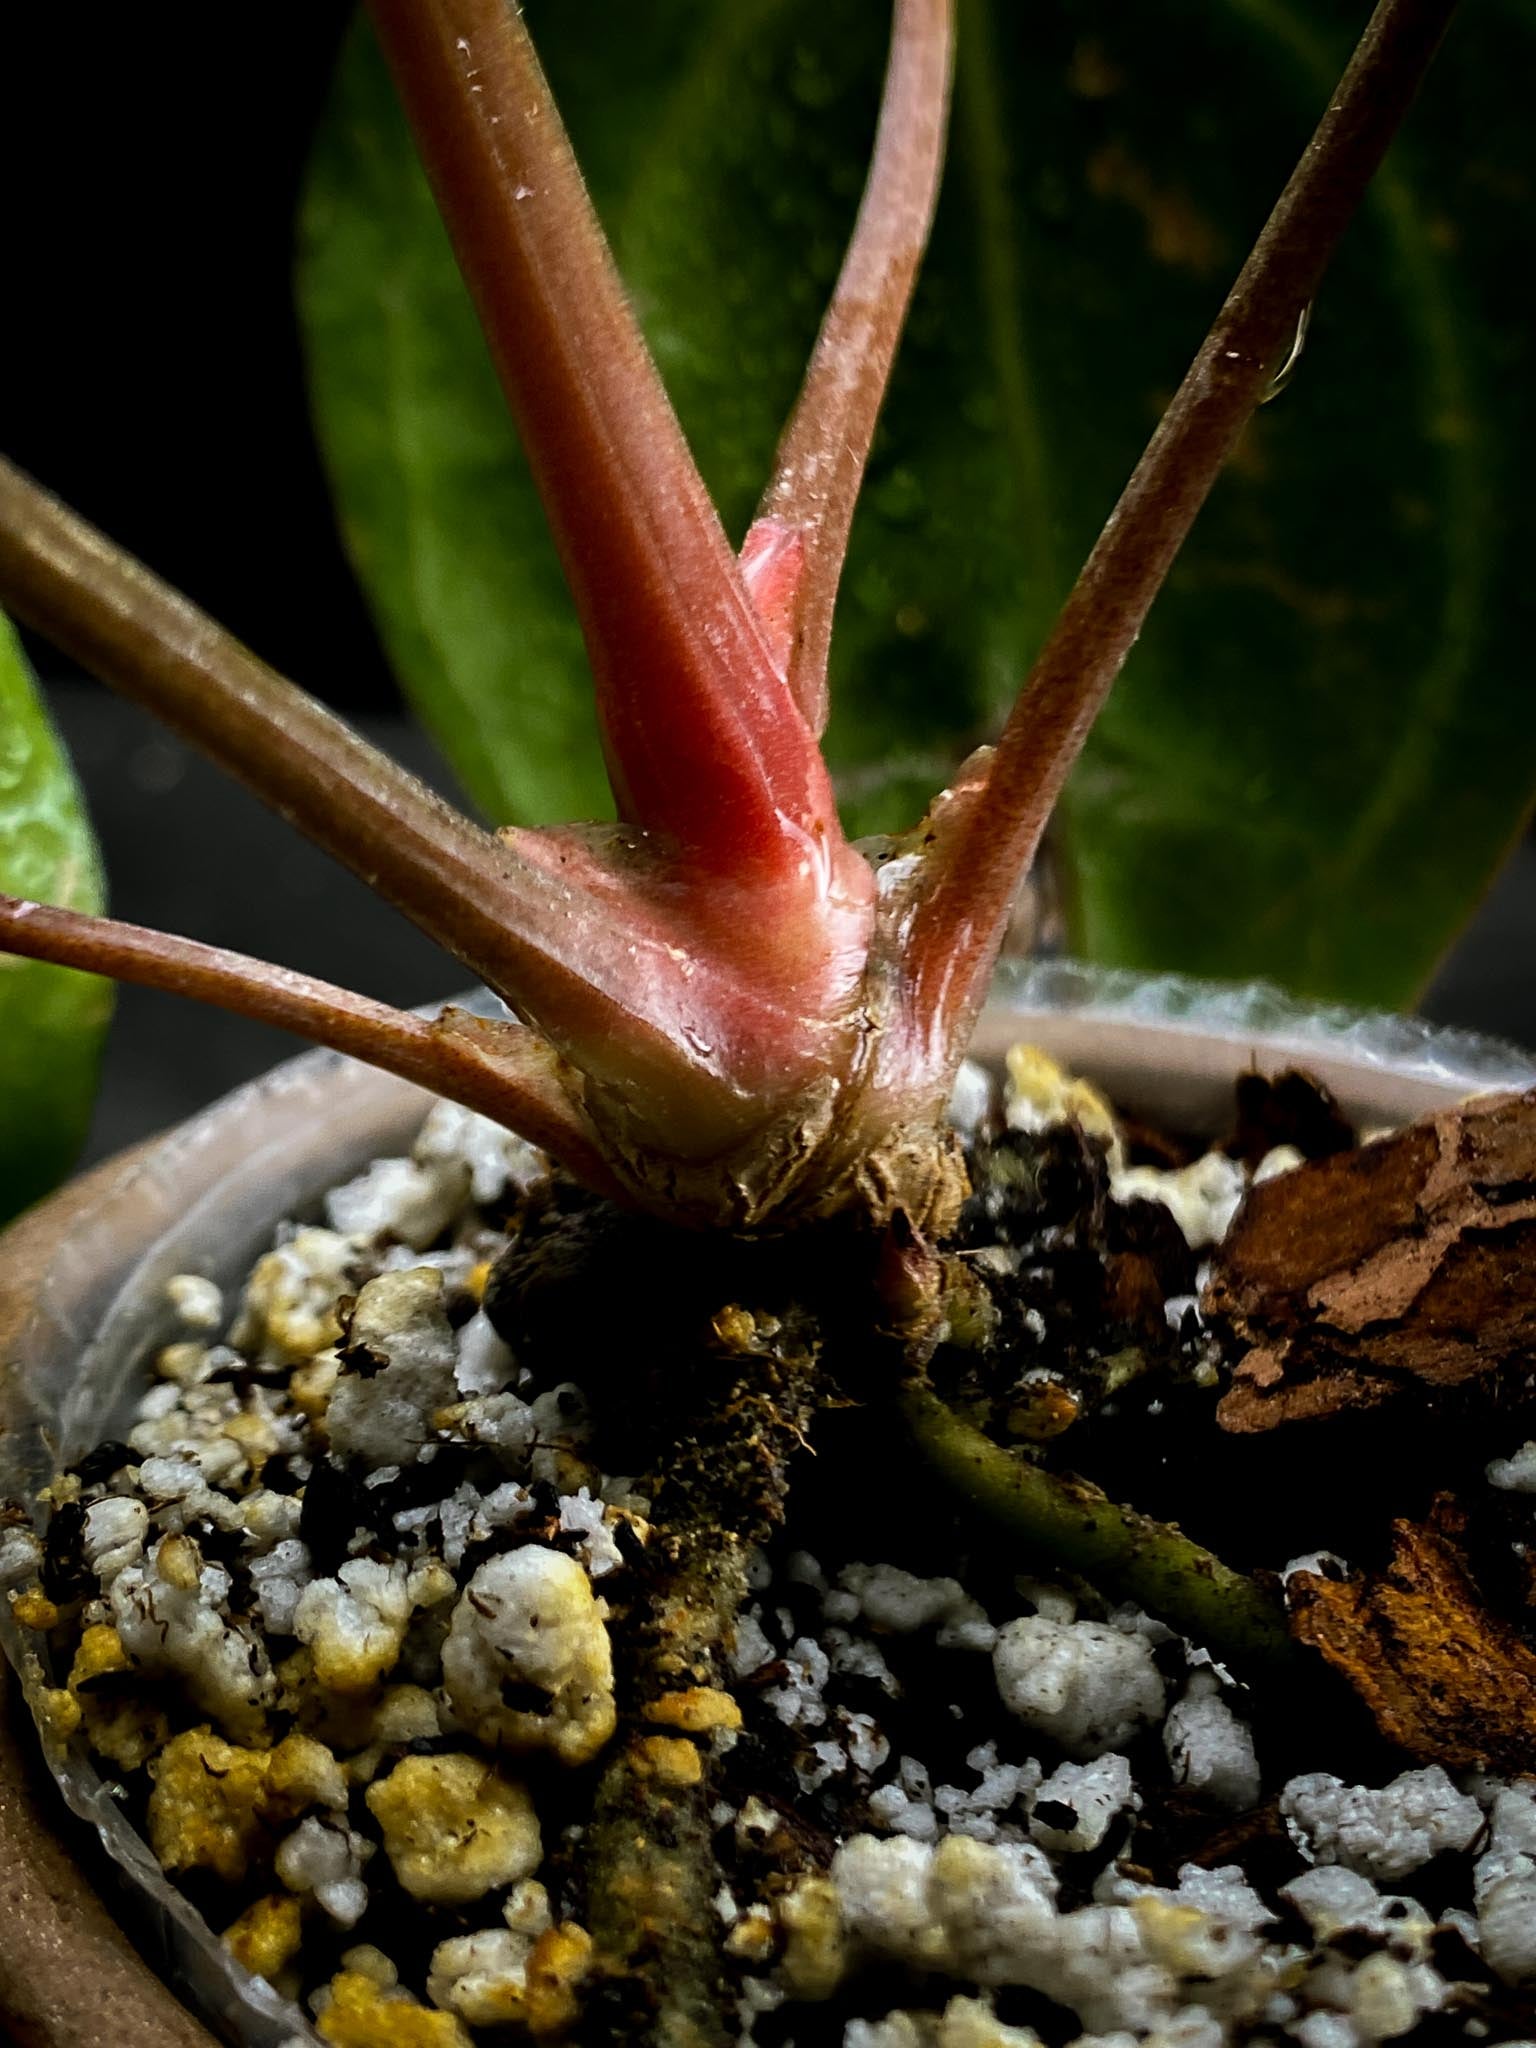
[{"left": 0, "top": 2, "right": 1533, "bottom": 2044}]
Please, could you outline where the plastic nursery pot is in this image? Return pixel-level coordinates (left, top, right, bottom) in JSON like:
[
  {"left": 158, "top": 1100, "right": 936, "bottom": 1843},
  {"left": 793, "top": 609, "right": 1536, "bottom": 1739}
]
[{"left": 0, "top": 963, "right": 1531, "bottom": 2048}]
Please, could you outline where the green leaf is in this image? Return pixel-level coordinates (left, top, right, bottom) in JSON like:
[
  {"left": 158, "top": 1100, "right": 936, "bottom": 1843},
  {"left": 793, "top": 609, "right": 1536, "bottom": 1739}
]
[
  {"left": 300, "top": 0, "right": 1536, "bottom": 1005},
  {"left": 0, "top": 617, "right": 112, "bottom": 1221}
]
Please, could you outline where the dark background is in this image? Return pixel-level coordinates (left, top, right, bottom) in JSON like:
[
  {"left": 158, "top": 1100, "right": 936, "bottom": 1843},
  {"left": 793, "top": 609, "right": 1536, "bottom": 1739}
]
[
  {"left": 2, "top": 6, "right": 387, "bottom": 717},
  {"left": 3, "top": 5, "right": 1533, "bottom": 1168}
]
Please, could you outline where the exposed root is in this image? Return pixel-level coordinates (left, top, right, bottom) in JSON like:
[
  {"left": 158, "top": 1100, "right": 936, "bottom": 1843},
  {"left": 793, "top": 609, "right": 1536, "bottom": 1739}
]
[
  {"left": 900, "top": 1380, "right": 1297, "bottom": 1677},
  {"left": 583, "top": 1528, "right": 749, "bottom": 2048},
  {"left": 578, "top": 1283, "right": 829, "bottom": 2045}
]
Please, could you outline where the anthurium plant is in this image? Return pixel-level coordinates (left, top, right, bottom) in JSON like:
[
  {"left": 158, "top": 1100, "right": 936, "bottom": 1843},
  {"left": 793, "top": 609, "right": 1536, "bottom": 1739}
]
[
  {"left": 7, "top": 17, "right": 1536, "bottom": 2045},
  {"left": 0, "top": 0, "right": 1522, "bottom": 1235}
]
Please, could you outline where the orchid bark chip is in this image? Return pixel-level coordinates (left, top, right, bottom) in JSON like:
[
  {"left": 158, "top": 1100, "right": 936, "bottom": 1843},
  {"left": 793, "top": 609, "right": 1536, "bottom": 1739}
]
[
  {"left": 1288, "top": 1499, "right": 1536, "bottom": 1775},
  {"left": 1208, "top": 1087, "right": 1536, "bottom": 1431}
]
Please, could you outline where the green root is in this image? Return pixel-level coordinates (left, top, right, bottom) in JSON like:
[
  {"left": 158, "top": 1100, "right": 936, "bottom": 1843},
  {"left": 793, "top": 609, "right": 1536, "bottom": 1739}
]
[{"left": 901, "top": 1381, "right": 1297, "bottom": 1676}]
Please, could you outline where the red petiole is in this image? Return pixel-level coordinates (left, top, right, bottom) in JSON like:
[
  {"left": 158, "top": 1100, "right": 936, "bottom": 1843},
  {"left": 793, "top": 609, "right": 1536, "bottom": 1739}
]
[{"left": 0, "top": 0, "right": 1458, "bottom": 1234}]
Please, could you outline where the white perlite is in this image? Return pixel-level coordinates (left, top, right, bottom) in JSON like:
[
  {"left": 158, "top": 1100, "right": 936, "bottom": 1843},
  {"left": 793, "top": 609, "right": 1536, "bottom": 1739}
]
[
  {"left": 454, "top": 1310, "right": 515, "bottom": 1396},
  {"left": 930, "top": 1743, "right": 1040, "bottom": 1845},
  {"left": 33, "top": 1079, "right": 1536, "bottom": 2047},
  {"left": 947, "top": 1061, "right": 998, "bottom": 1140},
  {"left": 165, "top": 1273, "right": 224, "bottom": 1332},
  {"left": 831, "top": 1832, "right": 1057, "bottom": 1979},
  {"left": 826, "top": 1836, "right": 1278, "bottom": 2036},
  {"left": 763, "top": 1635, "right": 833, "bottom": 1732},
  {"left": 292, "top": 1556, "right": 452, "bottom": 1693},
  {"left": 1282, "top": 1865, "right": 1434, "bottom": 1946},
  {"left": 1029, "top": 1753, "right": 1135, "bottom": 1854},
  {"left": 326, "top": 1267, "right": 460, "bottom": 1469},
  {"left": 413, "top": 1096, "right": 547, "bottom": 1206},
  {"left": 275, "top": 1814, "right": 375, "bottom": 1928},
  {"left": 1110, "top": 1152, "right": 1248, "bottom": 1250},
  {"left": 427, "top": 1880, "right": 555, "bottom": 2026},
  {"left": 323, "top": 1154, "right": 468, "bottom": 1251},
  {"left": 838, "top": 1562, "right": 993, "bottom": 1648},
  {"left": 843, "top": 1996, "right": 1045, "bottom": 2047},
  {"left": 1163, "top": 1671, "right": 1262, "bottom": 1812},
  {"left": 111, "top": 1536, "right": 275, "bottom": 1741},
  {"left": 249, "top": 1538, "right": 312, "bottom": 1636},
  {"left": 1280, "top": 1766, "right": 1484, "bottom": 1882},
  {"left": 1475, "top": 1780, "right": 1536, "bottom": 1986},
  {"left": 1486, "top": 1442, "right": 1536, "bottom": 1493},
  {"left": 442, "top": 1544, "right": 616, "bottom": 1765},
  {"left": 81, "top": 1496, "right": 149, "bottom": 1585},
  {"left": 994, "top": 1614, "right": 1166, "bottom": 1758}
]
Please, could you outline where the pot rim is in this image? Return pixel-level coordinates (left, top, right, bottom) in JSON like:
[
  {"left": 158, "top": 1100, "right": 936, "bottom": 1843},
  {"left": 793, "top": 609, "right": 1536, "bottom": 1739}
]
[{"left": 978, "top": 959, "right": 1536, "bottom": 1130}]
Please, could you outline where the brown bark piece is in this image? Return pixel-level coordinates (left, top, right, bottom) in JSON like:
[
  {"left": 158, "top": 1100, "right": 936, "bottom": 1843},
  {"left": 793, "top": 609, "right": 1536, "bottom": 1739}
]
[
  {"left": 1288, "top": 1506, "right": 1536, "bottom": 1773},
  {"left": 1207, "top": 1087, "right": 1536, "bottom": 1432}
]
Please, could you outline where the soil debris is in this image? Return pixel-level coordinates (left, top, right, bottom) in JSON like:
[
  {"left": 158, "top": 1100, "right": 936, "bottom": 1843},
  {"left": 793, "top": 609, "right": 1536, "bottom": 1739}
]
[
  {"left": 1209, "top": 1087, "right": 1536, "bottom": 1432},
  {"left": 1226, "top": 1068, "right": 1357, "bottom": 1169},
  {"left": 7, "top": 1059, "right": 1536, "bottom": 2044}
]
